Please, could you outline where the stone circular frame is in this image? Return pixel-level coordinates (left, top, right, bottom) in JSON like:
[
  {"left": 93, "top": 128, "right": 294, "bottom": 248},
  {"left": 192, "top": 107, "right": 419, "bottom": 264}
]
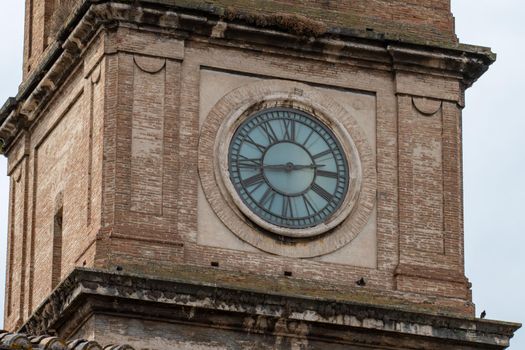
[
  {"left": 198, "top": 80, "right": 376, "bottom": 257},
  {"left": 223, "top": 107, "right": 358, "bottom": 238},
  {"left": 227, "top": 107, "right": 351, "bottom": 235}
]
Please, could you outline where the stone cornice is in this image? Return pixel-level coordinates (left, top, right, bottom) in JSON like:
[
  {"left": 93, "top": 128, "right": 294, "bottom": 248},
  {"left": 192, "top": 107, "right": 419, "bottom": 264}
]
[
  {"left": 0, "top": 0, "right": 495, "bottom": 153},
  {"left": 20, "top": 268, "right": 520, "bottom": 348}
]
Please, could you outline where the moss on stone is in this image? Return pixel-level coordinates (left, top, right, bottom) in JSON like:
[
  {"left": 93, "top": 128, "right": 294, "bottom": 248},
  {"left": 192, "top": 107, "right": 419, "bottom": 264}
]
[
  {"left": 139, "top": 0, "right": 456, "bottom": 46},
  {"left": 223, "top": 7, "right": 327, "bottom": 37}
]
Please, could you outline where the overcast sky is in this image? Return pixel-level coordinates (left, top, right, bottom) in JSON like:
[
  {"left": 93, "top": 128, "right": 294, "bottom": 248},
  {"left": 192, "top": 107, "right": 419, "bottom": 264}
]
[{"left": 0, "top": 0, "right": 523, "bottom": 347}]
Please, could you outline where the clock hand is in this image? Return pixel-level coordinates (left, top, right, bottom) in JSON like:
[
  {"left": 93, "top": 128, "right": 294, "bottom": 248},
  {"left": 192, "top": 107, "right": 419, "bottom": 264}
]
[
  {"left": 261, "top": 163, "right": 326, "bottom": 170},
  {"left": 260, "top": 164, "right": 289, "bottom": 170},
  {"left": 291, "top": 164, "right": 326, "bottom": 170}
]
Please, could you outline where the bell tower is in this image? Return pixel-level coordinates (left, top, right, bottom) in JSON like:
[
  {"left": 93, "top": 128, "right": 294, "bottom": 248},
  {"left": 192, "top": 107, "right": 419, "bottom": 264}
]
[{"left": 0, "top": 0, "right": 520, "bottom": 348}]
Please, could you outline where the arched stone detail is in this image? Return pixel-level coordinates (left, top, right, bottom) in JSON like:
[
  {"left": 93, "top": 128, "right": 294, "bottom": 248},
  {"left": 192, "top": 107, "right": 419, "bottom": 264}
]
[
  {"left": 412, "top": 96, "right": 442, "bottom": 116},
  {"left": 91, "top": 65, "right": 101, "bottom": 84},
  {"left": 133, "top": 55, "right": 166, "bottom": 74}
]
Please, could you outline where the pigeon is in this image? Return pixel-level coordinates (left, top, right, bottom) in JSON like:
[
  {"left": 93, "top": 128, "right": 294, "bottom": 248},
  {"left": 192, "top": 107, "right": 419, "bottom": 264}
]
[
  {"left": 480, "top": 310, "right": 486, "bottom": 319},
  {"left": 356, "top": 277, "right": 366, "bottom": 286}
]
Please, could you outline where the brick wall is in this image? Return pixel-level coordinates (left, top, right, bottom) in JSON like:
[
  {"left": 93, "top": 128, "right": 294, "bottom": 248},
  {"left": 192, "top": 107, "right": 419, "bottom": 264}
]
[
  {"left": 23, "top": 0, "right": 50, "bottom": 78},
  {"left": 4, "top": 38, "right": 106, "bottom": 328},
  {"left": 220, "top": 0, "right": 455, "bottom": 42}
]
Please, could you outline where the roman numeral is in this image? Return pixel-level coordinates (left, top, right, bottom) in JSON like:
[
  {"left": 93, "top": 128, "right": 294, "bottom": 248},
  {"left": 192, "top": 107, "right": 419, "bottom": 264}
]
[
  {"left": 282, "top": 196, "right": 294, "bottom": 218},
  {"left": 245, "top": 136, "right": 267, "bottom": 153},
  {"left": 312, "top": 183, "right": 333, "bottom": 203},
  {"left": 259, "top": 188, "right": 276, "bottom": 209},
  {"left": 316, "top": 170, "right": 338, "bottom": 178},
  {"left": 248, "top": 182, "right": 264, "bottom": 195},
  {"left": 282, "top": 119, "right": 296, "bottom": 141},
  {"left": 259, "top": 122, "right": 278, "bottom": 144},
  {"left": 237, "top": 155, "right": 262, "bottom": 169},
  {"left": 302, "top": 194, "right": 317, "bottom": 216},
  {"left": 242, "top": 173, "right": 265, "bottom": 187},
  {"left": 312, "top": 149, "right": 332, "bottom": 160},
  {"left": 302, "top": 129, "right": 314, "bottom": 146}
]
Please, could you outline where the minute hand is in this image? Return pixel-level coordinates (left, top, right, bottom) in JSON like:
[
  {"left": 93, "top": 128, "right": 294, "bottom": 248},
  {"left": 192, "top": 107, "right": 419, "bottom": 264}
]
[{"left": 292, "top": 164, "right": 325, "bottom": 170}]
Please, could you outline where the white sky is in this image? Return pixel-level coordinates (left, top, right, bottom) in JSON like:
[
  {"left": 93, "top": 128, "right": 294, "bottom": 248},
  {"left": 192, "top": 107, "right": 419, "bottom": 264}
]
[{"left": 0, "top": 0, "right": 522, "bottom": 347}]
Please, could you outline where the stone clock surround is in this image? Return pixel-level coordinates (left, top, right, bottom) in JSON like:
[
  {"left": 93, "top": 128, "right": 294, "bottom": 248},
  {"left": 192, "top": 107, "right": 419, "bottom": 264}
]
[{"left": 199, "top": 79, "right": 375, "bottom": 257}]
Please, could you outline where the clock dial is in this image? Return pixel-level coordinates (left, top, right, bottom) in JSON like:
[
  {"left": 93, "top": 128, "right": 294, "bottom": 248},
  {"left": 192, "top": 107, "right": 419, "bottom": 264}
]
[{"left": 228, "top": 108, "right": 349, "bottom": 229}]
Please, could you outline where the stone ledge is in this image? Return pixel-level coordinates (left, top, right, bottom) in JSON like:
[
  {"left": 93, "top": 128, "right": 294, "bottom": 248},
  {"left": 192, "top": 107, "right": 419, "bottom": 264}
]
[{"left": 19, "top": 268, "right": 520, "bottom": 349}]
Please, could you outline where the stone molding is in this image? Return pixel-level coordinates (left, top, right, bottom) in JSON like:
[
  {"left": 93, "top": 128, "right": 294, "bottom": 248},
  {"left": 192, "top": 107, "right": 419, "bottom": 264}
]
[
  {"left": 19, "top": 268, "right": 521, "bottom": 349},
  {"left": 0, "top": 0, "right": 495, "bottom": 153}
]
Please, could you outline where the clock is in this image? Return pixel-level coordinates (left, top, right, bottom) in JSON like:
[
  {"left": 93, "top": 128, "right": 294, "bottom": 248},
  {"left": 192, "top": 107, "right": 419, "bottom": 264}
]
[{"left": 228, "top": 108, "right": 349, "bottom": 231}]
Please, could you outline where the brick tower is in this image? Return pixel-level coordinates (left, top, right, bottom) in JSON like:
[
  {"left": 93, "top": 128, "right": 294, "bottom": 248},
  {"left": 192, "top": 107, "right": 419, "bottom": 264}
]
[{"left": 0, "top": 0, "right": 520, "bottom": 348}]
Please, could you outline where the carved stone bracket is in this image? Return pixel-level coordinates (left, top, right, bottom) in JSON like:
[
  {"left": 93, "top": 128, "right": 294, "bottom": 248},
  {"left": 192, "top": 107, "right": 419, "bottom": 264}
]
[{"left": 0, "top": 111, "right": 21, "bottom": 145}]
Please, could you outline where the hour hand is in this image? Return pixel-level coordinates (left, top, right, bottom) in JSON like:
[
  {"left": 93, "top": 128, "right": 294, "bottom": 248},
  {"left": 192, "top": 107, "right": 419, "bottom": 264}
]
[
  {"left": 292, "top": 164, "right": 326, "bottom": 170},
  {"left": 260, "top": 164, "right": 289, "bottom": 170},
  {"left": 261, "top": 163, "right": 325, "bottom": 170}
]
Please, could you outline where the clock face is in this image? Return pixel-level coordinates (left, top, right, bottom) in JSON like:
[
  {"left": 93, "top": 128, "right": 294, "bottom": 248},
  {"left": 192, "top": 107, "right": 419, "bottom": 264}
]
[{"left": 228, "top": 108, "right": 349, "bottom": 229}]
